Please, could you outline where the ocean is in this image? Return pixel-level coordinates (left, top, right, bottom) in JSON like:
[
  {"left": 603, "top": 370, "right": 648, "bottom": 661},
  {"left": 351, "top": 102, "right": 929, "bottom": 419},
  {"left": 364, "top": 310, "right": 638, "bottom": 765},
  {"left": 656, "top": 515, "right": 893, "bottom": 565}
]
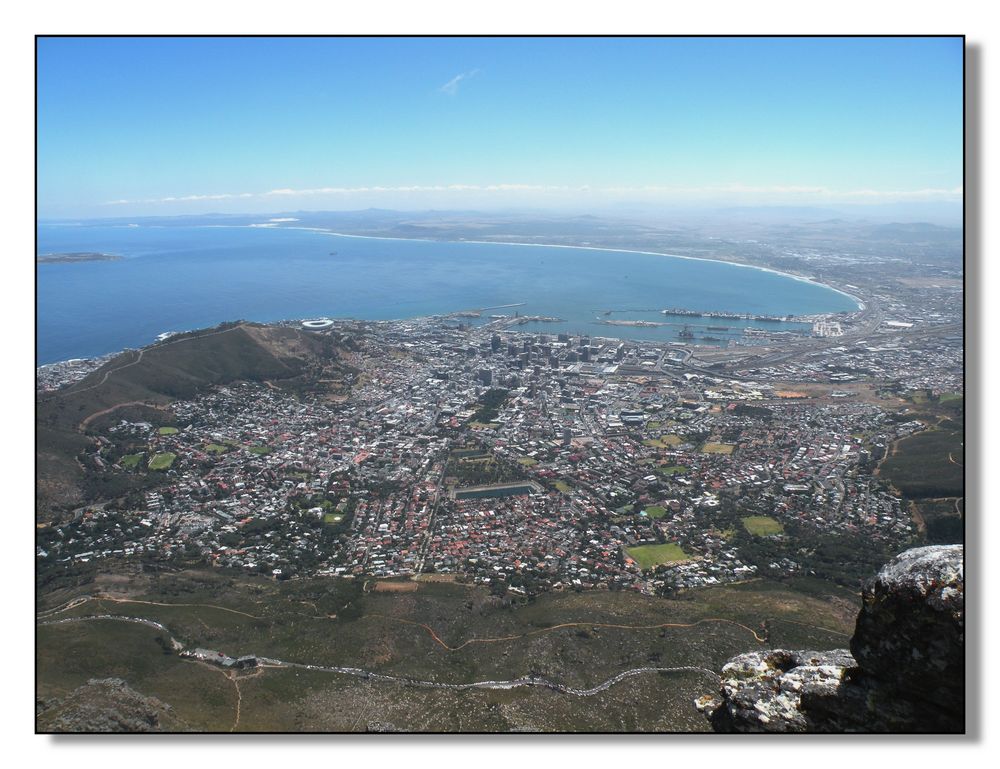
[{"left": 36, "top": 223, "right": 859, "bottom": 365}]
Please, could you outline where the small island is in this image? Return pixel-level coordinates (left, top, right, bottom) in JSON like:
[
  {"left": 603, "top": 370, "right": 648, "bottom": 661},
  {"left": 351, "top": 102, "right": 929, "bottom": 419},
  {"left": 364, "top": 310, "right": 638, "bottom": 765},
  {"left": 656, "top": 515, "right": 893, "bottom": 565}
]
[{"left": 37, "top": 252, "right": 123, "bottom": 264}]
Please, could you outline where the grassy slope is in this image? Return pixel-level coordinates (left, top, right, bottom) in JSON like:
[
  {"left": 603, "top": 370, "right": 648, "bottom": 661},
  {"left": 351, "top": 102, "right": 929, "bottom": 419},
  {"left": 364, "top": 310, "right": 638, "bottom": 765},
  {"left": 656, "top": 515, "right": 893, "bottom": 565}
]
[
  {"left": 36, "top": 323, "right": 348, "bottom": 517},
  {"left": 37, "top": 569, "right": 858, "bottom": 732},
  {"left": 878, "top": 396, "right": 964, "bottom": 545}
]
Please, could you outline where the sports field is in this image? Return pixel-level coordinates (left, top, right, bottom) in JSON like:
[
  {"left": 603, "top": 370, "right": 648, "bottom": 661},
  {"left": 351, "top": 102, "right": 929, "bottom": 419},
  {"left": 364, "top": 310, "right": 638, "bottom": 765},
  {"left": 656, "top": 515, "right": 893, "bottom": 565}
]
[
  {"left": 121, "top": 453, "right": 143, "bottom": 468},
  {"left": 148, "top": 452, "right": 177, "bottom": 470},
  {"left": 625, "top": 543, "right": 688, "bottom": 569},
  {"left": 643, "top": 435, "right": 681, "bottom": 449},
  {"left": 741, "top": 516, "right": 784, "bottom": 536}
]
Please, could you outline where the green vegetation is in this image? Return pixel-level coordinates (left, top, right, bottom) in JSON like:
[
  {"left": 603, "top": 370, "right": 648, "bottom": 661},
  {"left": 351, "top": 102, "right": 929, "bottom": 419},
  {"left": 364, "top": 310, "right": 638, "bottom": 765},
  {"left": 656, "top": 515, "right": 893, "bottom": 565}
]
[
  {"left": 516, "top": 457, "right": 538, "bottom": 466},
  {"left": 120, "top": 453, "right": 143, "bottom": 469},
  {"left": 731, "top": 520, "right": 900, "bottom": 587},
  {"left": 880, "top": 428, "right": 963, "bottom": 499},
  {"left": 36, "top": 322, "right": 354, "bottom": 518},
  {"left": 642, "top": 435, "right": 681, "bottom": 449},
  {"left": 204, "top": 443, "right": 229, "bottom": 454},
  {"left": 248, "top": 445, "right": 272, "bottom": 455},
  {"left": 444, "top": 450, "right": 525, "bottom": 488},
  {"left": 148, "top": 453, "right": 177, "bottom": 471},
  {"left": 554, "top": 481, "right": 572, "bottom": 493},
  {"left": 742, "top": 516, "right": 784, "bottom": 536},
  {"left": 701, "top": 442, "right": 735, "bottom": 455},
  {"left": 36, "top": 568, "right": 857, "bottom": 732},
  {"left": 656, "top": 465, "right": 688, "bottom": 476},
  {"left": 732, "top": 404, "right": 773, "bottom": 420},
  {"left": 626, "top": 543, "right": 688, "bottom": 569},
  {"left": 157, "top": 426, "right": 179, "bottom": 436},
  {"left": 642, "top": 506, "right": 668, "bottom": 519},
  {"left": 470, "top": 388, "right": 509, "bottom": 424},
  {"left": 323, "top": 513, "right": 344, "bottom": 524},
  {"left": 912, "top": 498, "right": 963, "bottom": 545}
]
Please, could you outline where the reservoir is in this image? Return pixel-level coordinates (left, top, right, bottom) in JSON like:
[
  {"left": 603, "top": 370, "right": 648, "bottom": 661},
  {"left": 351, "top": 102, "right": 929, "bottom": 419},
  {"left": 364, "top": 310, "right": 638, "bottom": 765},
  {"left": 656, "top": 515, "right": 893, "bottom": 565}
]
[{"left": 36, "top": 223, "right": 859, "bottom": 364}]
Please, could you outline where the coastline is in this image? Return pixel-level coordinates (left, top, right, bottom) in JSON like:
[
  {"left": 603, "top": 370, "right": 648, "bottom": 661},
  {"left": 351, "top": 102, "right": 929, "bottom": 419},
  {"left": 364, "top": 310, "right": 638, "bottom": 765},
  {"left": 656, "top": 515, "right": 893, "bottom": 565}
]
[
  {"left": 261, "top": 224, "right": 866, "bottom": 311},
  {"left": 37, "top": 222, "right": 865, "bottom": 366},
  {"left": 40, "top": 220, "right": 864, "bottom": 309}
]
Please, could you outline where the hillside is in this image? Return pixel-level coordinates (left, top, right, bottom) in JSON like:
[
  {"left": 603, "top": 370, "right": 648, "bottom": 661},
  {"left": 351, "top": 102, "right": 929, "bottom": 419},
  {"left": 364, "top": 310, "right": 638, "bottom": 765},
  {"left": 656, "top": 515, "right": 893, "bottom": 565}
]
[
  {"left": 877, "top": 394, "right": 964, "bottom": 545},
  {"left": 36, "top": 569, "right": 858, "bottom": 732},
  {"left": 36, "top": 322, "right": 354, "bottom": 519}
]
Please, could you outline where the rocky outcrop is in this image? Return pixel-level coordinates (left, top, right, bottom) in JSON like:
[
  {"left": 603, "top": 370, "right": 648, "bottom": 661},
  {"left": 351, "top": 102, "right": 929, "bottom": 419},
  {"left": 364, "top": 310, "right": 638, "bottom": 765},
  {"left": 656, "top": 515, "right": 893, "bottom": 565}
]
[
  {"left": 696, "top": 545, "right": 964, "bottom": 733},
  {"left": 36, "top": 678, "right": 188, "bottom": 732}
]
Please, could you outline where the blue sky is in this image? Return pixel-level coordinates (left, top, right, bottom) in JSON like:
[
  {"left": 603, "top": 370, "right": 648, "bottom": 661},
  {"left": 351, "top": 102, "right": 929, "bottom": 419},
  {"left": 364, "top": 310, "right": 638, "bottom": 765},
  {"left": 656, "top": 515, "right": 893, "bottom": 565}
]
[{"left": 37, "top": 36, "right": 963, "bottom": 218}]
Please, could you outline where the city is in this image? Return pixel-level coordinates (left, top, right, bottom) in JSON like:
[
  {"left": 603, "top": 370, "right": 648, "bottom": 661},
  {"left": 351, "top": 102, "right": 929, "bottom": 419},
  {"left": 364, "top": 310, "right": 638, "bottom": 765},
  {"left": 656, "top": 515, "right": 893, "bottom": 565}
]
[{"left": 36, "top": 271, "right": 961, "bottom": 600}]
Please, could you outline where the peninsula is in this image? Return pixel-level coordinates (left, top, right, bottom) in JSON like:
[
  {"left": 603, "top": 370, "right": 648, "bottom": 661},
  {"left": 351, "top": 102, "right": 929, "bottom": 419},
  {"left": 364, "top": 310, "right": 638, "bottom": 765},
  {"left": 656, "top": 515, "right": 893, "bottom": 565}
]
[{"left": 38, "top": 251, "right": 123, "bottom": 264}]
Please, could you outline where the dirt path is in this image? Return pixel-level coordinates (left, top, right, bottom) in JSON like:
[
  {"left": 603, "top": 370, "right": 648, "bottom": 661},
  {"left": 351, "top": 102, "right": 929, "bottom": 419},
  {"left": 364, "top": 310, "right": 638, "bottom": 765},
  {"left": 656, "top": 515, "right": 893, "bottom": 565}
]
[
  {"left": 52, "top": 348, "right": 145, "bottom": 401},
  {"left": 41, "top": 595, "right": 849, "bottom": 653},
  {"left": 229, "top": 672, "right": 242, "bottom": 732},
  {"left": 79, "top": 400, "right": 170, "bottom": 430},
  {"left": 45, "top": 323, "right": 247, "bottom": 408},
  {"left": 369, "top": 613, "right": 770, "bottom": 651},
  {"left": 101, "top": 595, "right": 263, "bottom": 619},
  {"left": 38, "top": 594, "right": 263, "bottom": 620},
  {"left": 909, "top": 501, "right": 927, "bottom": 537},
  {"left": 767, "top": 616, "right": 852, "bottom": 638}
]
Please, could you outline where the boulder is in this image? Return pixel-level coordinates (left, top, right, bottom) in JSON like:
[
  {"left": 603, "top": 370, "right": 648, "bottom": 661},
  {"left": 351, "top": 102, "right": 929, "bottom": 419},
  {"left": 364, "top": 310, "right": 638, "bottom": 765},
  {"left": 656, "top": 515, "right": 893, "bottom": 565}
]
[
  {"left": 697, "top": 545, "right": 964, "bottom": 733},
  {"left": 851, "top": 544, "right": 964, "bottom": 718}
]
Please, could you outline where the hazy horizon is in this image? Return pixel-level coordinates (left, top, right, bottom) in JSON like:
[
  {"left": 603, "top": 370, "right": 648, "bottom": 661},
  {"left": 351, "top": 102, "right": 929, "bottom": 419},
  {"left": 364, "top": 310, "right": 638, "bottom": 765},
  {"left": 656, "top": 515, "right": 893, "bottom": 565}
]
[
  {"left": 38, "top": 36, "right": 963, "bottom": 221},
  {"left": 38, "top": 200, "right": 964, "bottom": 227}
]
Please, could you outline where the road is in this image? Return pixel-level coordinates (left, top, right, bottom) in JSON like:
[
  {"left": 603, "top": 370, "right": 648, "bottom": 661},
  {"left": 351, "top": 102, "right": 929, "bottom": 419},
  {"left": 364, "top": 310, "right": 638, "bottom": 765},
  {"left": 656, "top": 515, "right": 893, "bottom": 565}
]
[
  {"left": 38, "top": 613, "right": 718, "bottom": 698},
  {"left": 41, "top": 323, "right": 248, "bottom": 402}
]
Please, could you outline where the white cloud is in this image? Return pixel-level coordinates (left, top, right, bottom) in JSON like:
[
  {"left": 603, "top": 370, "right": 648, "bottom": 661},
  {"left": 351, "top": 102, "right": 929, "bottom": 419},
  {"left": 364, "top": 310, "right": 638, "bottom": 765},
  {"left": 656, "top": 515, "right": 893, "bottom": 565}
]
[
  {"left": 439, "top": 68, "right": 480, "bottom": 96},
  {"left": 104, "top": 191, "right": 254, "bottom": 205}
]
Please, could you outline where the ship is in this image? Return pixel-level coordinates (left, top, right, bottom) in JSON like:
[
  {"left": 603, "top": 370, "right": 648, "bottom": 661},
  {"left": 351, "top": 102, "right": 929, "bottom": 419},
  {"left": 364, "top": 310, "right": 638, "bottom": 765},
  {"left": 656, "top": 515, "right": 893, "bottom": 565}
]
[
  {"left": 677, "top": 325, "right": 695, "bottom": 339},
  {"left": 706, "top": 325, "right": 729, "bottom": 331}
]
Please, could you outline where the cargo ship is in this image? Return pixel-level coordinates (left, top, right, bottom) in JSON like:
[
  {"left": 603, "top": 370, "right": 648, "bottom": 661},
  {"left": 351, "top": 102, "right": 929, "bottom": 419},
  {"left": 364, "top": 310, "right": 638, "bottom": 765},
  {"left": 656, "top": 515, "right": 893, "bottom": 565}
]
[{"left": 662, "top": 308, "right": 795, "bottom": 322}]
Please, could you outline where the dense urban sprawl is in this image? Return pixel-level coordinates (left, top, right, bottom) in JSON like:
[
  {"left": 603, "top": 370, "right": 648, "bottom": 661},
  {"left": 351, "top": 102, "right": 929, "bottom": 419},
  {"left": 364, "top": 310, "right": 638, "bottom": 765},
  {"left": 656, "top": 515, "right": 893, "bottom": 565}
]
[{"left": 37, "top": 274, "right": 962, "bottom": 598}]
